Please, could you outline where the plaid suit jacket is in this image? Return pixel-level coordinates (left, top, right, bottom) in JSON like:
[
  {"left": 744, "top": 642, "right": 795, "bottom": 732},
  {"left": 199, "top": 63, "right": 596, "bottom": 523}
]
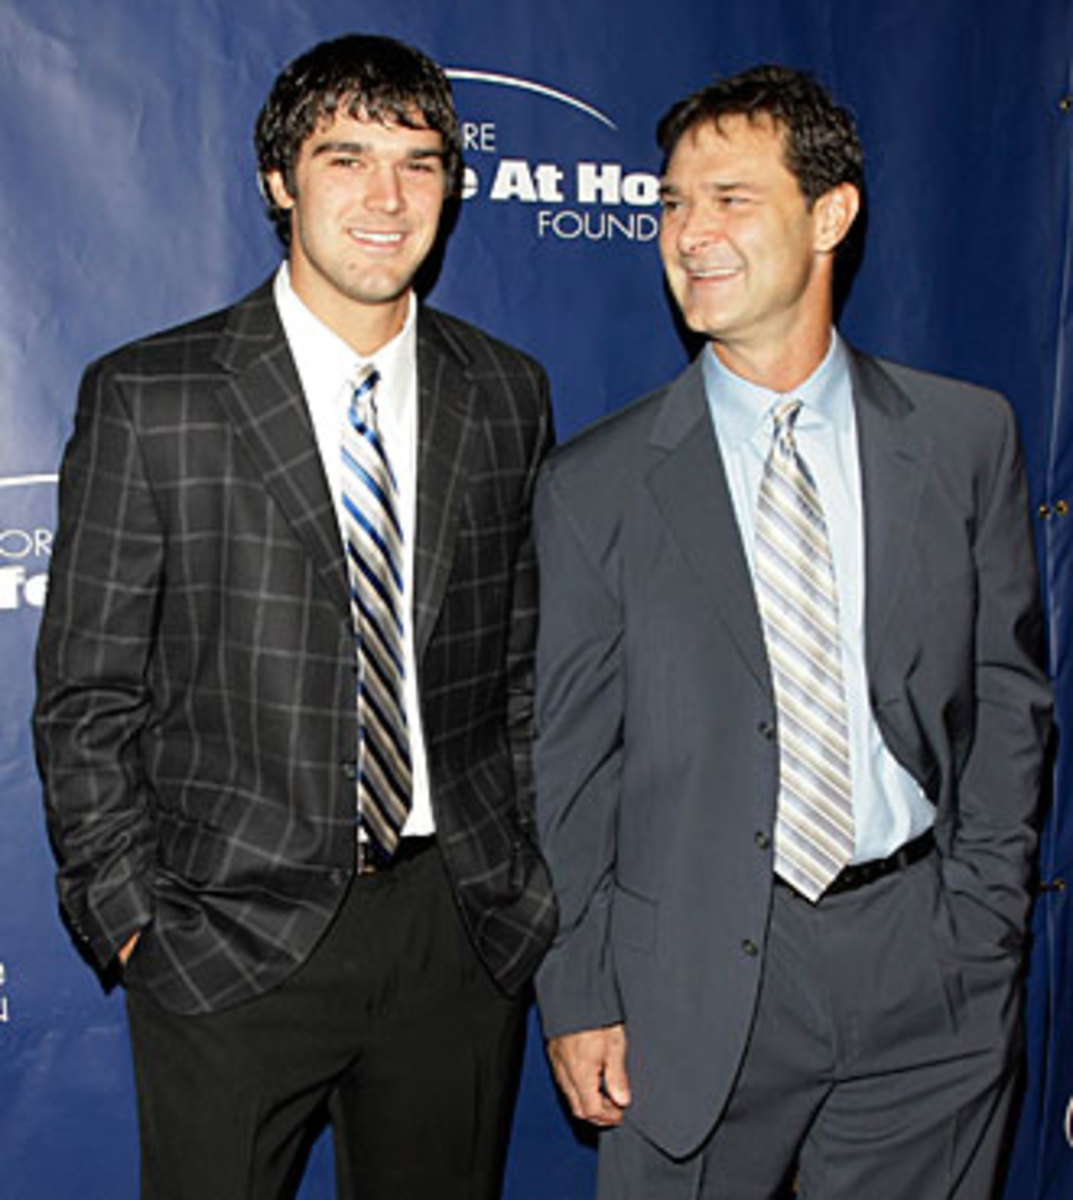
[{"left": 34, "top": 278, "right": 557, "bottom": 1014}]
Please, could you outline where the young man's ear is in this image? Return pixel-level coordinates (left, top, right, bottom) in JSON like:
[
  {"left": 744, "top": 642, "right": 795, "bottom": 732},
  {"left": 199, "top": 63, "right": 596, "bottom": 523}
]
[{"left": 265, "top": 170, "right": 296, "bottom": 212}]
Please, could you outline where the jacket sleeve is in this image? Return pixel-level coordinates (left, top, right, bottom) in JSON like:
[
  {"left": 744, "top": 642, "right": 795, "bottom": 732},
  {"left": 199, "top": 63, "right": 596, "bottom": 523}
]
[
  {"left": 33, "top": 359, "right": 161, "bottom": 969},
  {"left": 504, "top": 370, "right": 555, "bottom": 835},
  {"left": 532, "top": 460, "right": 625, "bottom": 1037},
  {"left": 940, "top": 396, "right": 1053, "bottom": 950}
]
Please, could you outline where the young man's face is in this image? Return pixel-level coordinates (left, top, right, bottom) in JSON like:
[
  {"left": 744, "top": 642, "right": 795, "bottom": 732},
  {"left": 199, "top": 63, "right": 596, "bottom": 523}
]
[{"left": 268, "top": 107, "right": 447, "bottom": 338}]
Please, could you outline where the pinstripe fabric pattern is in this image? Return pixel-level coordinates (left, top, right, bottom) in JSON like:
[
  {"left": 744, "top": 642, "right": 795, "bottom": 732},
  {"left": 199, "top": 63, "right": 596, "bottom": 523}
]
[
  {"left": 755, "top": 401, "right": 854, "bottom": 900},
  {"left": 34, "top": 279, "right": 557, "bottom": 1014}
]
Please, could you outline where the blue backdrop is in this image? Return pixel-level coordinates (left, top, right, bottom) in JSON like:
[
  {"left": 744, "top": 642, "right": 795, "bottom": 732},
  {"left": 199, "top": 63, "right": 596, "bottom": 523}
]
[{"left": 2, "top": 2, "right": 1070, "bottom": 1197}]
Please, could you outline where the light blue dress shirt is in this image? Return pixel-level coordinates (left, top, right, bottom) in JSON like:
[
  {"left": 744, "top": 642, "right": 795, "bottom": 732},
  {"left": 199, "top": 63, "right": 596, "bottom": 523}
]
[{"left": 703, "top": 335, "right": 934, "bottom": 862}]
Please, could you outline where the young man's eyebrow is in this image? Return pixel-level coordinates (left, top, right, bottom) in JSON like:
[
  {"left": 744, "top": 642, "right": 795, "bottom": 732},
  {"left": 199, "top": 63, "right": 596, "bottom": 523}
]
[
  {"left": 308, "top": 140, "right": 445, "bottom": 161},
  {"left": 309, "top": 140, "right": 368, "bottom": 157}
]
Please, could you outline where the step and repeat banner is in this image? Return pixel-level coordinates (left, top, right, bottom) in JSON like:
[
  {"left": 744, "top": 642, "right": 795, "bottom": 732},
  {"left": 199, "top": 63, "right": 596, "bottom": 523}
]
[{"left": 2, "top": 2, "right": 1070, "bottom": 1197}]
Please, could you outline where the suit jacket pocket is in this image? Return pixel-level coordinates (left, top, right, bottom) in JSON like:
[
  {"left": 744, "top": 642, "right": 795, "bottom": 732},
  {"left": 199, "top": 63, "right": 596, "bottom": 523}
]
[
  {"left": 157, "top": 812, "right": 229, "bottom": 888},
  {"left": 610, "top": 885, "right": 657, "bottom": 955},
  {"left": 936, "top": 856, "right": 1026, "bottom": 965}
]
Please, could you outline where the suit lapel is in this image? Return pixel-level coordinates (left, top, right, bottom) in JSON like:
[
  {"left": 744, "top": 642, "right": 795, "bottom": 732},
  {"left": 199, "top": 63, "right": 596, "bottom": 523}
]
[
  {"left": 645, "top": 358, "right": 771, "bottom": 691},
  {"left": 413, "top": 308, "right": 477, "bottom": 659},
  {"left": 212, "top": 280, "right": 349, "bottom": 614},
  {"left": 642, "top": 347, "right": 929, "bottom": 700},
  {"left": 850, "top": 350, "right": 930, "bottom": 678}
]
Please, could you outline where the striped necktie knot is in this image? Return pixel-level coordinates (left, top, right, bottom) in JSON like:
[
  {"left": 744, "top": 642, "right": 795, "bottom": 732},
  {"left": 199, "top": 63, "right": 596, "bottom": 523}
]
[
  {"left": 351, "top": 364, "right": 380, "bottom": 417},
  {"left": 772, "top": 398, "right": 802, "bottom": 441}
]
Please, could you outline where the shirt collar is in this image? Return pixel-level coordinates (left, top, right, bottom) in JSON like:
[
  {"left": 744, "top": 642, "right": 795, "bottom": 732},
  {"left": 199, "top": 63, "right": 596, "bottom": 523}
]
[
  {"left": 703, "top": 331, "right": 852, "bottom": 448},
  {"left": 274, "top": 261, "right": 418, "bottom": 398}
]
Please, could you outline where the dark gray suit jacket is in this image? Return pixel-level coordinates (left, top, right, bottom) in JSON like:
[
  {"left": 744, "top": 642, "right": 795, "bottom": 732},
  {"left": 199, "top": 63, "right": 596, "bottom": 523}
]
[
  {"left": 35, "top": 278, "right": 557, "bottom": 1015},
  {"left": 532, "top": 347, "right": 1051, "bottom": 1157}
]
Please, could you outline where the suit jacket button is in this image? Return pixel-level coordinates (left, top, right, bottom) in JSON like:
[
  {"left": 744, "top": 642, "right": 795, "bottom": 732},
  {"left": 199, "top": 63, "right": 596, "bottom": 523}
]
[
  {"left": 742, "top": 939, "right": 759, "bottom": 957},
  {"left": 341, "top": 762, "right": 358, "bottom": 781},
  {"left": 757, "top": 721, "right": 775, "bottom": 740},
  {"left": 754, "top": 831, "right": 771, "bottom": 850}
]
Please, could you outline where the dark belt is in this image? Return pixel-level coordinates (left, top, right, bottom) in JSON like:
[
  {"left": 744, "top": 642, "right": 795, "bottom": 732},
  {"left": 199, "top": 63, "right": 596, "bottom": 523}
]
[
  {"left": 356, "top": 835, "right": 436, "bottom": 876},
  {"left": 823, "top": 829, "right": 935, "bottom": 895}
]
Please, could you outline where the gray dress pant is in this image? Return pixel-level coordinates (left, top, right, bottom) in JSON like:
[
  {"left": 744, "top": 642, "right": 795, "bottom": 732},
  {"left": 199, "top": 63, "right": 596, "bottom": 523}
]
[{"left": 598, "top": 851, "right": 1023, "bottom": 1200}]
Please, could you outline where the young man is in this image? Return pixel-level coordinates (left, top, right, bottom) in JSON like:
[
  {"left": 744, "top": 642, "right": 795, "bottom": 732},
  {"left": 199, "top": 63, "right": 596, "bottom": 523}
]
[
  {"left": 533, "top": 65, "right": 1051, "bottom": 1199},
  {"left": 34, "top": 33, "right": 556, "bottom": 1200}
]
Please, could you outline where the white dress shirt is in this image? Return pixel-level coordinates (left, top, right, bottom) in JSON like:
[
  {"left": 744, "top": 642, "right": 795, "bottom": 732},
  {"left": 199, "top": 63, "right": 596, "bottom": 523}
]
[{"left": 274, "top": 264, "right": 434, "bottom": 836}]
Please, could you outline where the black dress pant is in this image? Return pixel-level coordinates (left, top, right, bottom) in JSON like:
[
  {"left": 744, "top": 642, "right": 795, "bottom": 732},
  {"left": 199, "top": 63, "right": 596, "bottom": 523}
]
[{"left": 125, "top": 846, "right": 526, "bottom": 1200}]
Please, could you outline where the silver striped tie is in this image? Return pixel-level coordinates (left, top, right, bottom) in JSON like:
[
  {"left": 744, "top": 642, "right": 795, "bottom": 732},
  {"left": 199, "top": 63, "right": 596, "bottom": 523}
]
[
  {"left": 755, "top": 400, "right": 854, "bottom": 900},
  {"left": 342, "top": 365, "right": 412, "bottom": 864}
]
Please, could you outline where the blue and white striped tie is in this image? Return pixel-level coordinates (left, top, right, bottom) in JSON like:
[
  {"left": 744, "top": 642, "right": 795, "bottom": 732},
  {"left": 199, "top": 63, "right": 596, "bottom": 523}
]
[
  {"left": 755, "top": 400, "right": 854, "bottom": 901},
  {"left": 342, "top": 365, "right": 412, "bottom": 864}
]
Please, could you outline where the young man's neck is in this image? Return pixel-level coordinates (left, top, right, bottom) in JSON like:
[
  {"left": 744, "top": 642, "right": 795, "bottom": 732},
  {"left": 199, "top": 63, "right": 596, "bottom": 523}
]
[{"left": 287, "top": 264, "right": 412, "bottom": 357}]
